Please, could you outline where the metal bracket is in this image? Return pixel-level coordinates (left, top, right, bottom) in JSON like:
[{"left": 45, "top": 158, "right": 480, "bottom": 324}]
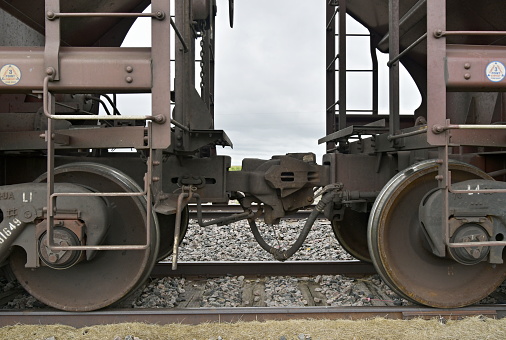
[{"left": 45, "top": 0, "right": 61, "bottom": 81}]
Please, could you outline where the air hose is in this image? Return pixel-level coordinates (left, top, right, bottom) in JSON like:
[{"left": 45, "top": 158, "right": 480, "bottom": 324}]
[{"left": 244, "top": 187, "right": 339, "bottom": 261}]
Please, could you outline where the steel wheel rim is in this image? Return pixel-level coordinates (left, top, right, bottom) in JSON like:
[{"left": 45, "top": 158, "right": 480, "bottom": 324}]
[
  {"left": 332, "top": 209, "right": 372, "bottom": 262},
  {"left": 10, "top": 163, "right": 159, "bottom": 311},
  {"left": 368, "top": 160, "right": 506, "bottom": 308}
]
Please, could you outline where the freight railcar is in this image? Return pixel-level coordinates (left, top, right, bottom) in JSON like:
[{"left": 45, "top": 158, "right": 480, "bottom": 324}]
[{"left": 0, "top": 0, "right": 504, "bottom": 311}]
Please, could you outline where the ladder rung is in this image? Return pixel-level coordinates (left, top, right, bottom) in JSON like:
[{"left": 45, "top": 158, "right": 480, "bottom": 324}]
[
  {"left": 335, "top": 34, "right": 371, "bottom": 37},
  {"left": 336, "top": 69, "right": 375, "bottom": 73}
]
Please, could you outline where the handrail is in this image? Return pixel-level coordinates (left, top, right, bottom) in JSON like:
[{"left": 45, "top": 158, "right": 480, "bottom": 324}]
[
  {"left": 325, "top": 7, "right": 338, "bottom": 31},
  {"left": 387, "top": 127, "right": 427, "bottom": 141},
  {"left": 387, "top": 32, "right": 427, "bottom": 67},
  {"left": 435, "top": 30, "right": 506, "bottom": 38},
  {"left": 42, "top": 76, "right": 165, "bottom": 122},
  {"left": 46, "top": 11, "right": 165, "bottom": 20},
  {"left": 432, "top": 123, "right": 506, "bottom": 133}
]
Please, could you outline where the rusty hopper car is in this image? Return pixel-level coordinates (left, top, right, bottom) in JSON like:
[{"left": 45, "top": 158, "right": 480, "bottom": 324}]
[{"left": 0, "top": 0, "right": 505, "bottom": 311}]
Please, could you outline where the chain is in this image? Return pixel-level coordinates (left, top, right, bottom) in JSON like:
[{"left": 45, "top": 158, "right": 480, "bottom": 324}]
[{"left": 199, "top": 29, "right": 206, "bottom": 90}]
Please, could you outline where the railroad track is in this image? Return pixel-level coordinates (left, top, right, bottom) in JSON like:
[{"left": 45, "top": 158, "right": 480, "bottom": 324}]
[
  {"left": 154, "top": 260, "right": 376, "bottom": 277},
  {"left": 2, "top": 260, "right": 505, "bottom": 327},
  {"left": 0, "top": 305, "right": 504, "bottom": 327}
]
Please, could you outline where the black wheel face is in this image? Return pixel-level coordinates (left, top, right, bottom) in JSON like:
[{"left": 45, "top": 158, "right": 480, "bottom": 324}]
[
  {"left": 156, "top": 206, "right": 189, "bottom": 261},
  {"left": 331, "top": 209, "right": 371, "bottom": 262},
  {"left": 368, "top": 160, "right": 506, "bottom": 308},
  {"left": 10, "top": 163, "right": 159, "bottom": 311}
]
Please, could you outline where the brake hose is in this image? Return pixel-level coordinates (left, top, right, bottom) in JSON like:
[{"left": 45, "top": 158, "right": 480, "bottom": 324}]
[{"left": 244, "top": 189, "right": 337, "bottom": 261}]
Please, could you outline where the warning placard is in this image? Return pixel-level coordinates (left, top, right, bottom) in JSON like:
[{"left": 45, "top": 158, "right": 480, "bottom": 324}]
[
  {"left": 0, "top": 64, "right": 21, "bottom": 85},
  {"left": 486, "top": 61, "right": 506, "bottom": 83}
]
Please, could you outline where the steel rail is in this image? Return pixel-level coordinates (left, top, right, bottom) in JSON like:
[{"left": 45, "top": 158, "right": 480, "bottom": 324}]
[
  {"left": 0, "top": 305, "right": 503, "bottom": 327},
  {"left": 152, "top": 260, "right": 377, "bottom": 278}
]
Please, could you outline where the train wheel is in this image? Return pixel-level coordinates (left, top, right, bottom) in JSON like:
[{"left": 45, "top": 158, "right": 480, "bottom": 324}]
[
  {"left": 368, "top": 160, "right": 506, "bottom": 308},
  {"left": 331, "top": 209, "right": 371, "bottom": 262},
  {"left": 156, "top": 207, "right": 189, "bottom": 261},
  {"left": 9, "top": 163, "right": 159, "bottom": 311}
]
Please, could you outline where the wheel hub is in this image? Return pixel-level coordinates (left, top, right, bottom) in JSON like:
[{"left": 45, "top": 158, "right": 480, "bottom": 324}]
[
  {"left": 38, "top": 224, "right": 83, "bottom": 269},
  {"left": 448, "top": 223, "right": 489, "bottom": 265}
]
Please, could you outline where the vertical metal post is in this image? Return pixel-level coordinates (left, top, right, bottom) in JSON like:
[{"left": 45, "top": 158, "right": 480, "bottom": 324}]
[
  {"left": 389, "top": 0, "right": 400, "bottom": 136},
  {"left": 45, "top": 0, "right": 60, "bottom": 81},
  {"left": 46, "top": 93, "right": 55, "bottom": 247},
  {"left": 174, "top": 0, "right": 195, "bottom": 151},
  {"left": 338, "top": 0, "right": 347, "bottom": 131},
  {"left": 151, "top": 0, "right": 171, "bottom": 149},
  {"left": 438, "top": 142, "right": 450, "bottom": 246},
  {"left": 201, "top": 3, "right": 216, "bottom": 157},
  {"left": 427, "top": 0, "right": 450, "bottom": 246},
  {"left": 426, "top": 0, "right": 447, "bottom": 146},
  {"left": 44, "top": 0, "right": 60, "bottom": 247},
  {"left": 325, "top": 0, "right": 337, "bottom": 152},
  {"left": 370, "top": 36, "right": 379, "bottom": 116},
  {"left": 202, "top": 4, "right": 215, "bottom": 116},
  {"left": 146, "top": 122, "right": 153, "bottom": 250}
]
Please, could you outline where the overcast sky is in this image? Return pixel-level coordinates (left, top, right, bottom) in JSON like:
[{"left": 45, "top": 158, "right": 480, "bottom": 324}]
[{"left": 118, "top": 0, "right": 421, "bottom": 165}]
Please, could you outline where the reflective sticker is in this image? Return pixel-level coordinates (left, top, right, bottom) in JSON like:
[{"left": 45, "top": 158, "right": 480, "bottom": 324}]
[
  {"left": 0, "top": 64, "right": 21, "bottom": 85},
  {"left": 486, "top": 61, "right": 506, "bottom": 82}
]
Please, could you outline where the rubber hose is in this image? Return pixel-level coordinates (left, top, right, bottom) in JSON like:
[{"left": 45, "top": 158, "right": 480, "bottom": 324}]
[{"left": 248, "top": 208, "right": 319, "bottom": 261}]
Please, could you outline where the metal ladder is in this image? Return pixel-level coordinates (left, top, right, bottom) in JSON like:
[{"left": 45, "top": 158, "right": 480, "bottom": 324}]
[
  {"left": 325, "top": 0, "right": 379, "bottom": 152},
  {"left": 41, "top": 0, "right": 172, "bottom": 252}
]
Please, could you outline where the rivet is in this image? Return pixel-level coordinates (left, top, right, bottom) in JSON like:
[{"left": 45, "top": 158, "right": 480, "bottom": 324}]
[
  {"left": 125, "top": 76, "right": 133, "bottom": 83},
  {"left": 125, "top": 66, "right": 133, "bottom": 73},
  {"left": 464, "top": 73, "right": 471, "bottom": 80},
  {"left": 464, "top": 63, "right": 471, "bottom": 69}
]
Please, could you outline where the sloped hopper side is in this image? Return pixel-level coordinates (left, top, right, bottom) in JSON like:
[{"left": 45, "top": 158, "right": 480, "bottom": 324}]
[{"left": 0, "top": 0, "right": 150, "bottom": 47}]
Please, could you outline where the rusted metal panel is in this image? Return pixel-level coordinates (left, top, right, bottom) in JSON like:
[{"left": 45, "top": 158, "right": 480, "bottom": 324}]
[
  {"left": 449, "top": 128, "right": 506, "bottom": 147},
  {"left": 446, "top": 45, "right": 506, "bottom": 90},
  {"left": 164, "top": 155, "right": 231, "bottom": 203},
  {"left": 323, "top": 153, "right": 393, "bottom": 192},
  {"left": 0, "top": 126, "right": 147, "bottom": 150},
  {"left": 0, "top": 47, "right": 152, "bottom": 93}
]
